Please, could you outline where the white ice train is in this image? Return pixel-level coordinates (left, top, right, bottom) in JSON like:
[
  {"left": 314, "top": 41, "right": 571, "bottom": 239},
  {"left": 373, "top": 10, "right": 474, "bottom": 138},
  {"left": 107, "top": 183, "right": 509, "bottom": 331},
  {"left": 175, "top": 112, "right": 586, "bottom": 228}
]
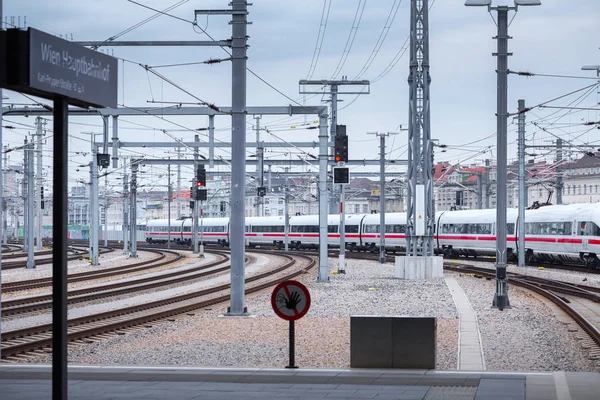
[{"left": 146, "top": 202, "right": 600, "bottom": 269}]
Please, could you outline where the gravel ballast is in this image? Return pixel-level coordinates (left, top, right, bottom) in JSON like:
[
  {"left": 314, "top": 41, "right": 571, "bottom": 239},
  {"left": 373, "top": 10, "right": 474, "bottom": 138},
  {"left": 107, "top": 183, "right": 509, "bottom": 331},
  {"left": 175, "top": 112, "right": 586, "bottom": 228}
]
[
  {"left": 8, "top": 257, "right": 598, "bottom": 373},
  {"left": 452, "top": 267, "right": 598, "bottom": 372},
  {"left": 21, "top": 258, "right": 459, "bottom": 370},
  {"left": 1, "top": 252, "right": 273, "bottom": 332}
]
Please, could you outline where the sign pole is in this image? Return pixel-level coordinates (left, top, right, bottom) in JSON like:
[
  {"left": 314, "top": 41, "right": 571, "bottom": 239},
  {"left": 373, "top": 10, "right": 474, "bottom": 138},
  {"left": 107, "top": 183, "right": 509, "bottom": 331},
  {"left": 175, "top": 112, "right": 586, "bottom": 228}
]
[
  {"left": 52, "top": 96, "right": 69, "bottom": 400},
  {"left": 0, "top": 27, "right": 118, "bottom": 400},
  {"left": 271, "top": 280, "right": 311, "bottom": 369},
  {"left": 286, "top": 320, "right": 297, "bottom": 369}
]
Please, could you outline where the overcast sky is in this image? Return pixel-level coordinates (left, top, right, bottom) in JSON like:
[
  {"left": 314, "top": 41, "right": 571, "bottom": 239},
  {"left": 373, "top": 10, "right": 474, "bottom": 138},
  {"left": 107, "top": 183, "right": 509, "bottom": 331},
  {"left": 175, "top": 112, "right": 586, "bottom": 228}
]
[{"left": 2, "top": 0, "right": 599, "bottom": 192}]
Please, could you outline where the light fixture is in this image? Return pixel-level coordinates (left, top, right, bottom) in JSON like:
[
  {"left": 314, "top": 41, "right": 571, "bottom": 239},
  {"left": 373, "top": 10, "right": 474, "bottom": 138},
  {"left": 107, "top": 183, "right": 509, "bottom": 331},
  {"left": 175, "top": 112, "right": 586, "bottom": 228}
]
[
  {"left": 582, "top": 65, "right": 600, "bottom": 71},
  {"left": 514, "top": 0, "right": 541, "bottom": 5},
  {"left": 465, "top": 0, "right": 491, "bottom": 6}
]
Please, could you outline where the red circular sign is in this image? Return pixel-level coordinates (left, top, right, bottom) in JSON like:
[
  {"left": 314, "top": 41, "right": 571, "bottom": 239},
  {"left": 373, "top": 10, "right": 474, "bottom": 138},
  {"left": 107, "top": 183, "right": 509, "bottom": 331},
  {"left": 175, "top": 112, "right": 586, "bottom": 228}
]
[{"left": 271, "top": 280, "right": 311, "bottom": 321}]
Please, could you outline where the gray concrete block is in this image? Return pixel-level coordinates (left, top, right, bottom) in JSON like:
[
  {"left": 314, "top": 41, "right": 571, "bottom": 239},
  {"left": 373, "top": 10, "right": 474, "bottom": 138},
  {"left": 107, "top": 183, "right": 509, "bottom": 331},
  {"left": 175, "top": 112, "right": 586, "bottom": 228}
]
[
  {"left": 351, "top": 316, "right": 394, "bottom": 368},
  {"left": 392, "top": 317, "right": 436, "bottom": 369},
  {"left": 350, "top": 316, "right": 436, "bottom": 369}
]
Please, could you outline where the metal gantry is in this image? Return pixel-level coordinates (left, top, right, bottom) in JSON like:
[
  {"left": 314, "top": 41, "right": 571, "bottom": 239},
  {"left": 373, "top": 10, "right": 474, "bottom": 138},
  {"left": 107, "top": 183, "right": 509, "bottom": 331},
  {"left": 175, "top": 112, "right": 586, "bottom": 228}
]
[{"left": 406, "top": 0, "right": 434, "bottom": 257}]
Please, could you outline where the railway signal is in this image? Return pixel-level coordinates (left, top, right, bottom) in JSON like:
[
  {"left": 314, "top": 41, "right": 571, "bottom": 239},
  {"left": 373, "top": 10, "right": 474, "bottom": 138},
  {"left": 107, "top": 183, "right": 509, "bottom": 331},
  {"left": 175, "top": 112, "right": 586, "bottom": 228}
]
[
  {"left": 196, "top": 165, "right": 206, "bottom": 187},
  {"left": 333, "top": 167, "right": 350, "bottom": 184},
  {"left": 334, "top": 125, "right": 348, "bottom": 163},
  {"left": 195, "top": 165, "right": 207, "bottom": 201}
]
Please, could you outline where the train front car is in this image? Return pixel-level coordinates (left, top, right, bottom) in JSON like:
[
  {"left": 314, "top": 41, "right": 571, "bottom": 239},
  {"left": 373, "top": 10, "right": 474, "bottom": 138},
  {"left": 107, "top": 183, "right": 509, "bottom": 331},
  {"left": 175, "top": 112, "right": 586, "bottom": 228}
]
[
  {"left": 358, "top": 213, "right": 407, "bottom": 253},
  {"left": 583, "top": 203, "right": 600, "bottom": 269},
  {"left": 436, "top": 209, "right": 518, "bottom": 259},
  {"left": 525, "top": 203, "right": 600, "bottom": 269}
]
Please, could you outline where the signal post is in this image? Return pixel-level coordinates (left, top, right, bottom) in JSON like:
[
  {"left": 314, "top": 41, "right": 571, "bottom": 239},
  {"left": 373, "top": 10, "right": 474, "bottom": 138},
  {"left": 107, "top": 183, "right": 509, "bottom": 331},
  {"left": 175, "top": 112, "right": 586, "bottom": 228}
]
[
  {"left": 334, "top": 125, "right": 349, "bottom": 273},
  {"left": 195, "top": 165, "right": 207, "bottom": 258}
]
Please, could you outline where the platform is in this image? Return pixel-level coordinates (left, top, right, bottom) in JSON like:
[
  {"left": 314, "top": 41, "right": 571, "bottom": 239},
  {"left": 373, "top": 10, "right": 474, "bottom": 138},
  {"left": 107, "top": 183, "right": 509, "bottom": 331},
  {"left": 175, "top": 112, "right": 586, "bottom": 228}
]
[{"left": 1, "top": 365, "right": 599, "bottom": 400}]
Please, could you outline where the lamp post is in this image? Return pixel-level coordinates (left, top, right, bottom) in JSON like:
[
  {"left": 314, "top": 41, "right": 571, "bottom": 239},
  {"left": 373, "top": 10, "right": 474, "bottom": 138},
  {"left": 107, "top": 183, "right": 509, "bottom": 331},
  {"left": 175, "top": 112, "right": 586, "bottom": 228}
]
[{"left": 465, "top": 0, "right": 541, "bottom": 311}]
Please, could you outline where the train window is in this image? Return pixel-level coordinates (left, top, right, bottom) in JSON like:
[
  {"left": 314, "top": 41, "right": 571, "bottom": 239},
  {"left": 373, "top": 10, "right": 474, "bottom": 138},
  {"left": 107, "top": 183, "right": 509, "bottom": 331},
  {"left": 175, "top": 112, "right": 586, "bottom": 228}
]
[
  {"left": 481, "top": 224, "right": 492, "bottom": 234},
  {"left": 328, "top": 225, "right": 338, "bottom": 233},
  {"left": 183, "top": 226, "right": 191, "bottom": 232},
  {"left": 295, "top": 225, "right": 318, "bottom": 233},
  {"left": 365, "top": 225, "right": 379, "bottom": 233},
  {"left": 506, "top": 224, "right": 514, "bottom": 235},
  {"left": 346, "top": 225, "right": 359, "bottom": 233},
  {"left": 291, "top": 226, "right": 298, "bottom": 233},
  {"left": 245, "top": 226, "right": 249, "bottom": 232},
  {"left": 579, "top": 221, "right": 600, "bottom": 236},
  {"left": 525, "top": 222, "right": 574, "bottom": 235}
]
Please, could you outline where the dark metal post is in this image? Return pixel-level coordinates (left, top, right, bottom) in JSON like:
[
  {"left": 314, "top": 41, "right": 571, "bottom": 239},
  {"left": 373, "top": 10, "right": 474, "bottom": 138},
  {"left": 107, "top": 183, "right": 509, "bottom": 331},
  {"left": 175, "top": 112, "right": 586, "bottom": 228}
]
[
  {"left": 518, "top": 99, "right": 526, "bottom": 267},
  {"left": 53, "top": 96, "right": 69, "bottom": 400},
  {"left": 492, "top": 7, "right": 511, "bottom": 310},
  {"left": 285, "top": 320, "right": 297, "bottom": 369}
]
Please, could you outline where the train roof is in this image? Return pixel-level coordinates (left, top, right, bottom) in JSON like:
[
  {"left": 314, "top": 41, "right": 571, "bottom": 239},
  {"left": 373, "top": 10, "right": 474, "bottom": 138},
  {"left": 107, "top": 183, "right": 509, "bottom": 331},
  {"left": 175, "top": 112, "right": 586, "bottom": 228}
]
[
  {"left": 245, "top": 216, "right": 286, "bottom": 226},
  {"left": 289, "top": 214, "right": 340, "bottom": 225},
  {"left": 147, "top": 218, "right": 229, "bottom": 227},
  {"left": 361, "top": 213, "right": 406, "bottom": 225}
]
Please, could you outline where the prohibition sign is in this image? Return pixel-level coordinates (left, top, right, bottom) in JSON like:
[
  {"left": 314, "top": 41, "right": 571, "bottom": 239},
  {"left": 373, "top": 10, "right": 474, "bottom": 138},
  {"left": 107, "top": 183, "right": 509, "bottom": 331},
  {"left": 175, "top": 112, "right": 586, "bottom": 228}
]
[{"left": 271, "top": 280, "right": 311, "bottom": 321}]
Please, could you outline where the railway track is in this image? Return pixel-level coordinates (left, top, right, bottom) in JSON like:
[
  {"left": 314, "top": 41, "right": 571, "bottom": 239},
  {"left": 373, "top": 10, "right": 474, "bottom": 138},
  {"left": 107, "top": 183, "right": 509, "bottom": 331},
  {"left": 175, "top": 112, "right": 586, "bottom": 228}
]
[
  {"left": 2, "top": 248, "right": 181, "bottom": 293},
  {"left": 0, "top": 250, "right": 315, "bottom": 360},
  {"left": 444, "top": 263, "right": 600, "bottom": 353},
  {"left": 1, "top": 249, "right": 233, "bottom": 317},
  {"left": 1, "top": 244, "right": 23, "bottom": 254},
  {"left": 0, "top": 246, "right": 113, "bottom": 270}
]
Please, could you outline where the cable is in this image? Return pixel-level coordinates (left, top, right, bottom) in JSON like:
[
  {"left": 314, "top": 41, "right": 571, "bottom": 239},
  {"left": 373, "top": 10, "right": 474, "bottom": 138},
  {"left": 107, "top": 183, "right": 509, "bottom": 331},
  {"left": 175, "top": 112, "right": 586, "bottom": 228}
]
[
  {"left": 520, "top": 82, "right": 600, "bottom": 115},
  {"left": 329, "top": 0, "right": 367, "bottom": 80},
  {"left": 509, "top": 70, "right": 599, "bottom": 80},
  {"left": 306, "top": 0, "right": 333, "bottom": 80},
  {"left": 94, "top": 0, "right": 190, "bottom": 49},
  {"left": 354, "top": 0, "right": 403, "bottom": 79}
]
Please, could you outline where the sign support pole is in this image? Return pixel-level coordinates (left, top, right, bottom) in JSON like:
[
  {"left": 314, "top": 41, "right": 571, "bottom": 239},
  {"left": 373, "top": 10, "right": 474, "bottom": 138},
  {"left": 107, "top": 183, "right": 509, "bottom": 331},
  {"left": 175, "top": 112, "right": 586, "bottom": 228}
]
[
  {"left": 339, "top": 182, "right": 346, "bottom": 273},
  {"left": 200, "top": 201, "right": 204, "bottom": 258},
  {"left": 52, "top": 96, "right": 69, "bottom": 400},
  {"left": 286, "top": 320, "right": 297, "bottom": 369}
]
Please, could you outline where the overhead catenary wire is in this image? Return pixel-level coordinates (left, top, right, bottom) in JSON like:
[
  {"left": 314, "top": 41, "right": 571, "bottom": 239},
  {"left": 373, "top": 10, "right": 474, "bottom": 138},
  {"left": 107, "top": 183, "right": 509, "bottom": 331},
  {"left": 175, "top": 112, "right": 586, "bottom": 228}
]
[
  {"left": 306, "top": 0, "right": 333, "bottom": 80},
  {"left": 329, "top": 0, "right": 368, "bottom": 80},
  {"left": 354, "top": 0, "right": 403, "bottom": 80}
]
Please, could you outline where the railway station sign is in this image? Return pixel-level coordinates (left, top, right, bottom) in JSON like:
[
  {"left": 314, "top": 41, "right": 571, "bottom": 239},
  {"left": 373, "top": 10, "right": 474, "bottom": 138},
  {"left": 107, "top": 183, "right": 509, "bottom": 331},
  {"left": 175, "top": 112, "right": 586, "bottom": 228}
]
[
  {"left": 271, "top": 280, "right": 311, "bottom": 321},
  {"left": 0, "top": 28, "right": 117, "bottom": 108}
]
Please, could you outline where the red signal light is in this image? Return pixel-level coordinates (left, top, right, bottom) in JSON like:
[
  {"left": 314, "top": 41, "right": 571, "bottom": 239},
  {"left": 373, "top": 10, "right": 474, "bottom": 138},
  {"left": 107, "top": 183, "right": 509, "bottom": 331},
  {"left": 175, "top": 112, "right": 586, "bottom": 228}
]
[
  {"left": 196, "top": 181, "right": 203, "bottom": 188},
  {"left": 335, "top": 155, "right": 341, "bottom": 162}
]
